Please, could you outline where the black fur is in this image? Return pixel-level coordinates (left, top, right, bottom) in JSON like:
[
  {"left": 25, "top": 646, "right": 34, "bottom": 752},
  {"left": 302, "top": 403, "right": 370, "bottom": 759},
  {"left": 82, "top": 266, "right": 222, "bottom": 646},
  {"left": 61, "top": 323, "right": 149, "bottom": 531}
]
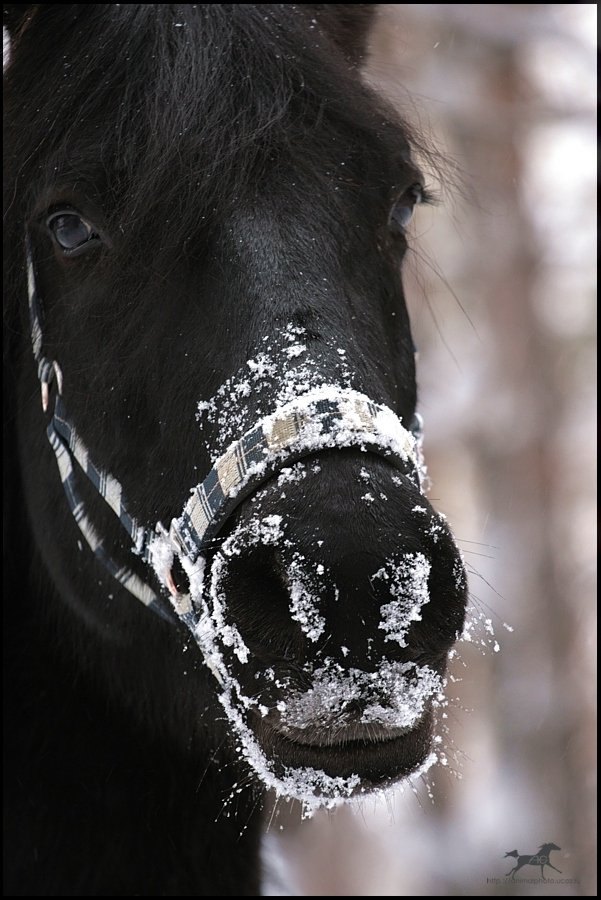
[{"left": 4, "top": 5, "right": 467, "bottom": 894}]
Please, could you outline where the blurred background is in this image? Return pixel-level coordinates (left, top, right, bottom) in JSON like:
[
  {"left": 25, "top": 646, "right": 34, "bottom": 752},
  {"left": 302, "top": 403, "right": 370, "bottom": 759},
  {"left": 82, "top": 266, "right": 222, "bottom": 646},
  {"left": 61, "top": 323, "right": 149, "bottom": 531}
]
[{"left": 265, "top": 4, "right": 597, "bottom": 895}]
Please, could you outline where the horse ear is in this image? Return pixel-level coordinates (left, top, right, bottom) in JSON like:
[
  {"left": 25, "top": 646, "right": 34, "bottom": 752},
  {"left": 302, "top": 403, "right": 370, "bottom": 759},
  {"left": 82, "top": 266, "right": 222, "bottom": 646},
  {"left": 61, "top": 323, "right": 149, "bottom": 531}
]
[
  {"left": 3, "top": 4, "right": 39, "bottom": 40},
  {"left": 305, "top": 4, "right": 377, "bottom": 65}
]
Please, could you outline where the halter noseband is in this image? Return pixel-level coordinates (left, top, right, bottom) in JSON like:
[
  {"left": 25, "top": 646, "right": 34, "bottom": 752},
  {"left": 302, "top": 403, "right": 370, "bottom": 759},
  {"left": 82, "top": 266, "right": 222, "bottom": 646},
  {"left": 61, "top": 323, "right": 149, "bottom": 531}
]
[{"left": 25, "top": 235, "right": 425, "bottom": 630}]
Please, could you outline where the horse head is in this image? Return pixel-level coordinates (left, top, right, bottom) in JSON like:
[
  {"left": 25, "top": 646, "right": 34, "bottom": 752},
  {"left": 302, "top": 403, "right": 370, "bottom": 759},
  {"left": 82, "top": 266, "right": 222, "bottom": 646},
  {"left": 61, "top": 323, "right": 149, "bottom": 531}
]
[{"left": 4, "top": 3, "right": 467, "bottom": 821}]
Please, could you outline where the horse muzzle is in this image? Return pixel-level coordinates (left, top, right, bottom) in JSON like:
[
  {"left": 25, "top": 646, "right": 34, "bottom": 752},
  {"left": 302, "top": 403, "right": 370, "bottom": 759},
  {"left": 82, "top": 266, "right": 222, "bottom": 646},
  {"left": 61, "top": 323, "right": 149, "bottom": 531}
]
[{"left": 197, "top": 447, "right": 467, "bottom": 797}]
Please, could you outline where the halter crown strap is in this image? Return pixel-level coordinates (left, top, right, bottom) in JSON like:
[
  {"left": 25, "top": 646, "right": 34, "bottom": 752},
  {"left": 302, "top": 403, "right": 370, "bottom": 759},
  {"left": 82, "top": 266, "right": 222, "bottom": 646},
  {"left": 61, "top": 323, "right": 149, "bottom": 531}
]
[{"left": 25, "top": 234, "right": 425, "bottom": 632}]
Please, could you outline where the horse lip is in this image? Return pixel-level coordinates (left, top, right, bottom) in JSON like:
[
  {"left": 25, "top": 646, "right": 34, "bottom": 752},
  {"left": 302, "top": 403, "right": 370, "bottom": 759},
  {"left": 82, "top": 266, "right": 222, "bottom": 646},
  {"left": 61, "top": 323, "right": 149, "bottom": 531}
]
[
  {"left": 268, "top": 721, "right": 416, "bottom": 747},
  {"left": 252, "top": 709, "right": 433, "bottom": 784}
]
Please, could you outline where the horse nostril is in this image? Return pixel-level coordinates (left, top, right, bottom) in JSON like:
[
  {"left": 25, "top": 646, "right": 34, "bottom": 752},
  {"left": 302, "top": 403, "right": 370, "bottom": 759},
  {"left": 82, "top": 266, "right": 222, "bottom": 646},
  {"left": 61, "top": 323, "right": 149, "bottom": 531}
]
[{"left": 216, "top": 544, "right": 308, "bottom": 660}]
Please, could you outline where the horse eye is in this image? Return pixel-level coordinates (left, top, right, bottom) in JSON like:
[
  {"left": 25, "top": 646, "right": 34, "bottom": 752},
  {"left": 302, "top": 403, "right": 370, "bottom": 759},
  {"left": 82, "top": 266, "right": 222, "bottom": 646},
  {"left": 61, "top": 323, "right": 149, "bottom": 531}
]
[
  {"left": 46, "top": 210, "right": 99, "bottom": 254},
  {"left": 389, "top": 183, "right": 423, "bottom": 233}
]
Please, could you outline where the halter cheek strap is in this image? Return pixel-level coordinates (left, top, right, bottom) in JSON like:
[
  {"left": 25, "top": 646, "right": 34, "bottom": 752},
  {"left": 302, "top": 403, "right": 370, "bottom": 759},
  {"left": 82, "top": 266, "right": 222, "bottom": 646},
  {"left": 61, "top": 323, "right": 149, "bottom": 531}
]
[
  {"left": 26, "top": 236, "right": 176, "bottom": 623},
  {"left": 25, "top": 235, "right": 425, "bottom": 630}
]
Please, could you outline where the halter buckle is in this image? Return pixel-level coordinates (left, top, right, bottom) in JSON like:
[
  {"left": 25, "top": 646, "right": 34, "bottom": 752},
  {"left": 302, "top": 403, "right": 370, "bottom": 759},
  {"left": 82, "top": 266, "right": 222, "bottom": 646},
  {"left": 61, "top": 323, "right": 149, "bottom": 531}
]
[{"left": 39, "top": 360, "right": 64, "bottom": 412}]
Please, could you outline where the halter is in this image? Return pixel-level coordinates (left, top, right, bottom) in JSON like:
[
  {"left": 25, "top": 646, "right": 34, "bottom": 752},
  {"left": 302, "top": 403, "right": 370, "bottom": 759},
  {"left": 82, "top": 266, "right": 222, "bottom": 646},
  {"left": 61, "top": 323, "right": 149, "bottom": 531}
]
[{"left": 25, "top": 235, "right": 425, "bottom": 630}]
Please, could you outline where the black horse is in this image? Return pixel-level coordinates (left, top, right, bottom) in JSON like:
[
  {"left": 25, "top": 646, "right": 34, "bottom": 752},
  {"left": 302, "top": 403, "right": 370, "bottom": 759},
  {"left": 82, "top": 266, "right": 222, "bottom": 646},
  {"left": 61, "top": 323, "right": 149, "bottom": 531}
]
[{"left": 4, "top": 5, "right": 467, "bottom": 895}]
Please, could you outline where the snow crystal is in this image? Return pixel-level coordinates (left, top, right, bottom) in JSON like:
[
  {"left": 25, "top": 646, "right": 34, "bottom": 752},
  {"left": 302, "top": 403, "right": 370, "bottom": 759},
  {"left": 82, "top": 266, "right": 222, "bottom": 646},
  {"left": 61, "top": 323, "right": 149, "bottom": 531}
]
[
  {"left": 373, "top": 552, "right": 431, "bottom": 648},
  {"left": 428, "top": 516, "right": 446, "bottom": 543},
  {"left": 276, "top": 463, "right": 307, "bottom": 486},
  {"left": 147, "top": 527, "right": 175, "bottom": 586},
  {"left": 285, "top": 554, "right": 326, "bottom": 643},
  {"left": 284, "top": 343, "right": 307, "bottom": 359},
  {"left": 197, "top": 397, "right": 215, "bottom": 417},
  {"left": 279, "top": 659, "right": 442, "bottom": 733},
  {"left": 247, "top": 353, "right": 278, "bottom": 379},
  {"left": 458, "top": 596, "right": 511, "bottom": 659}
]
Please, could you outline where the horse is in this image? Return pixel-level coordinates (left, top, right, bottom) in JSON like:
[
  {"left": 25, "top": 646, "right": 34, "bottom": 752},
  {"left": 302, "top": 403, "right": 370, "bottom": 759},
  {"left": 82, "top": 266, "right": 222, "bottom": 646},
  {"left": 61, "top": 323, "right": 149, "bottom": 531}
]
[
  {"left": 3, "top": 5, "right": 468, "bottom": 895},
  {"left": 504, "top": 844, "right": 563, "bottom": 880}
]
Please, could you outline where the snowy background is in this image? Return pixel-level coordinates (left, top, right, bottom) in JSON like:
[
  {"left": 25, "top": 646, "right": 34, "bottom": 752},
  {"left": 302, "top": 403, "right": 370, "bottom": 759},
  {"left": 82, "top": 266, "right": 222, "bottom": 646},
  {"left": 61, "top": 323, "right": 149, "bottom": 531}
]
[{"left": 265, "top": 4, "right": 597, "bottom": 895}]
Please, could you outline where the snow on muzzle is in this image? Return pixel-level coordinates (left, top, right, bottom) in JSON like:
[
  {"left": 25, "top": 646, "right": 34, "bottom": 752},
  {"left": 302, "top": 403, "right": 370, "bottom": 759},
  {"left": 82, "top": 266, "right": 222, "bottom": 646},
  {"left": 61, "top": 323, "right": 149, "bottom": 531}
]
[
  {"left": 148, "top": 386, "right": 467, "bottom": 810},
  {"left": 188, "top": 495, "right": 465, "bottom": 808}
]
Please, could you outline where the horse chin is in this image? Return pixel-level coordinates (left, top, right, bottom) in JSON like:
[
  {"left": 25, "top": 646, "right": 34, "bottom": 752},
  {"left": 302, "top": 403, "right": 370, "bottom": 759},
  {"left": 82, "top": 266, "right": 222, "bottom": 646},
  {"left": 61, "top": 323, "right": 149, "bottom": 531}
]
[{"left": 248, "top": 706, "right": 434, "bottom": 794}]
